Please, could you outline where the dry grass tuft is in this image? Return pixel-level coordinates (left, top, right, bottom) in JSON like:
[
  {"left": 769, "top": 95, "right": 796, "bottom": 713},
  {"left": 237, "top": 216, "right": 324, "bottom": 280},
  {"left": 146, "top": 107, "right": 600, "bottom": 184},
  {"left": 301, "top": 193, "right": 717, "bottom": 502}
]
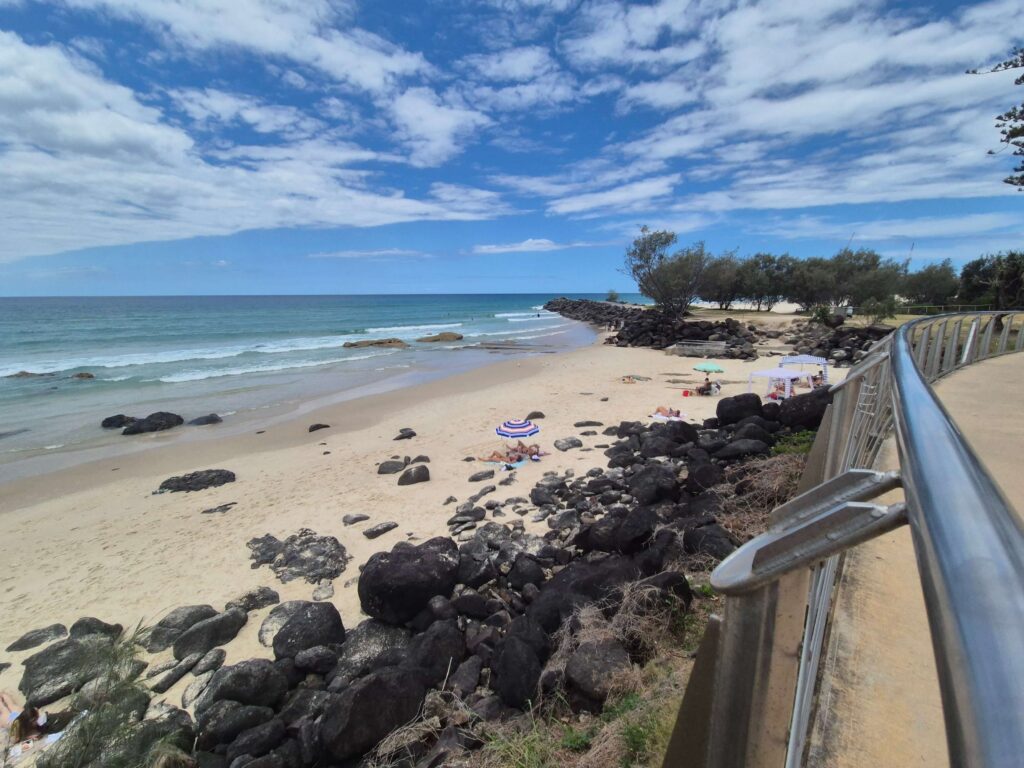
[{"left": 716, "top": 453, "right": 806, "bottom": 542}]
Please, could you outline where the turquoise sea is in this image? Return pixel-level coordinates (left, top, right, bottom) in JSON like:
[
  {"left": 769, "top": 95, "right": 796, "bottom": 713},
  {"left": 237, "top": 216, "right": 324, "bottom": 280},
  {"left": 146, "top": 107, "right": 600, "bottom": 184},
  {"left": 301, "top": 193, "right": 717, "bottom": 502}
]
[{"left": 0, "top": 294, "right": 644, "bottom": 476}]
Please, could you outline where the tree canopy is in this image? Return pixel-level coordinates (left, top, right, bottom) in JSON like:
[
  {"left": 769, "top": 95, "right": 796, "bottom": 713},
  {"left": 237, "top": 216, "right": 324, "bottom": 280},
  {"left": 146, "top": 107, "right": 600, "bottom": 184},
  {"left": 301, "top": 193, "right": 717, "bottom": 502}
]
[
  {"left": 625, "top": 226, "right": 1022, "bottom": 314},
  {"left": 969, "top": 48, "right": 1024, "bottom": 189}
]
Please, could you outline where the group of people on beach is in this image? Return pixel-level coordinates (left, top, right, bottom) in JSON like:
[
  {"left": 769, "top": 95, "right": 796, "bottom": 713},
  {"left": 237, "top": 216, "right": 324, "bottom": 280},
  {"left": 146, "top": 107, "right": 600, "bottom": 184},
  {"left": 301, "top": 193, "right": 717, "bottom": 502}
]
[
  {"left": 696, "top": 376, "right": 721, "bottom": 396},
  {"left": 478, "top": 441, "right": 547, "bottom": 466}
]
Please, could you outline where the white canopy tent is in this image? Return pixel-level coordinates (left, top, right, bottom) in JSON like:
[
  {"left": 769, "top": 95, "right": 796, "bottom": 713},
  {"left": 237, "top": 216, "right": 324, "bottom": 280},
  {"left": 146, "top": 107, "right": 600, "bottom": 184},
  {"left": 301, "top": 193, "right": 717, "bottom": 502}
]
[
  {"left": 780, "top": 354, "right": 830, "bottom": 383},
  {"left": 748, "top": 368, "right": 814, "bottom": 399}
]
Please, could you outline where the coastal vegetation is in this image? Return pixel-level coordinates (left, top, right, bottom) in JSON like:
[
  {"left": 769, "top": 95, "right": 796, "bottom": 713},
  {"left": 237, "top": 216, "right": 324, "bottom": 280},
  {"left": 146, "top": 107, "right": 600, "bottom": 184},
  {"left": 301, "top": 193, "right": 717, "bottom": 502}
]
[
  {"left": 625, "top": 227, "right": 1024, "bottom": 315},
  {"left": 969, "top": 47, "right": 1024, "bottom": 189}
]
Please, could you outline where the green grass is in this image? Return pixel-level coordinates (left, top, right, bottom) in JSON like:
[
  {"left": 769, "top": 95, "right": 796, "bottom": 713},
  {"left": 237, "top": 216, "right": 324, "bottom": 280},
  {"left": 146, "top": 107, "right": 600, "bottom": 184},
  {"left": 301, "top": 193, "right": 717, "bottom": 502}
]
[
  {"left": 771, "top": 430, "right": 817, "bottom": 456},
  {"left": 560, "top": 725, "right": 595, "bottom": 753}
]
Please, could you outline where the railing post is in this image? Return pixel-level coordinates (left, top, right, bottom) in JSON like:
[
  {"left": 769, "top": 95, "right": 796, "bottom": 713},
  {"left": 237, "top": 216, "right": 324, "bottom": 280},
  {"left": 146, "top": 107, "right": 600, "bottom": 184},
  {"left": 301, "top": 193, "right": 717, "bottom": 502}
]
[{"left": 943, "top": 319, "right": 962, "bottom": 375}]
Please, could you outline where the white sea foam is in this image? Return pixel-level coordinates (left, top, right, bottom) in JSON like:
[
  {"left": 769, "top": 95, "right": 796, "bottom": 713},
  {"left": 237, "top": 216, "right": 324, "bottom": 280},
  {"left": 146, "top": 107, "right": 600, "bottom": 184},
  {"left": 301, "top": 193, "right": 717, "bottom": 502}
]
[
  {"left": 150, "top": 351, "right": 399, "bottom": 383},
  {"left": 0, "top": 334, "right": 371, "bottom": 376},
  {"left": 364, "top": 322, "right": 463, "bottom": 334}
]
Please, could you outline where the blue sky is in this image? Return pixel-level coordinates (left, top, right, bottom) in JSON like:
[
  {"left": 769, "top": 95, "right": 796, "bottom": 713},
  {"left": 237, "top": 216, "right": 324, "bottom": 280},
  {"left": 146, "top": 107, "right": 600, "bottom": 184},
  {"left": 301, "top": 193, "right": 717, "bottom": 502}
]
[{"left": 0, "top": 0, "right": 1021, "bottom": 296}]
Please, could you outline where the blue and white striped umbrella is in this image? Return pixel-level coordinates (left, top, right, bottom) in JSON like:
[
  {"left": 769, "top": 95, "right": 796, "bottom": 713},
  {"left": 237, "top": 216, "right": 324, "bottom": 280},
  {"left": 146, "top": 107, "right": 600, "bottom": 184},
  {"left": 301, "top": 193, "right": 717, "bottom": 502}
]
[{"left": 495, "top": 419, "right": 540, "bottom": 438}]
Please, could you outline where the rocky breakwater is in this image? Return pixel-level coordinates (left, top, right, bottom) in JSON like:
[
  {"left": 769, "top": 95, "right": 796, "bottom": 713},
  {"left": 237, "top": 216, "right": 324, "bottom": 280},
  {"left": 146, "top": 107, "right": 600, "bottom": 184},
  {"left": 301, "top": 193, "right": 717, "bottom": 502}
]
[
  {"left": 785, "top": 319, "right": 895, "bottom": 365},
  {"left": 544, "top": 297, "right": 761, "bottom": 359}
]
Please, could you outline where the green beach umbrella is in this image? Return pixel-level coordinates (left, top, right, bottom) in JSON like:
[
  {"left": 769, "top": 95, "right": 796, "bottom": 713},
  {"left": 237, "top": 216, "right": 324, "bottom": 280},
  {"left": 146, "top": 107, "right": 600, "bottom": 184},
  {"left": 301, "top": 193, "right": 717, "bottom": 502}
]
[{"left": 694, "top": 362, "right": 725, "bottom": 373}]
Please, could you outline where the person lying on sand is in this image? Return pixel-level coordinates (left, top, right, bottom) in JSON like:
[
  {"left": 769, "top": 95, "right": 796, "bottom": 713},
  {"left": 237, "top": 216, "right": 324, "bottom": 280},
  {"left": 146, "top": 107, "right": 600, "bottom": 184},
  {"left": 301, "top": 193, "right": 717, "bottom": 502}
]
[
  {"left": 654, "top": 406, "right": 682, "bottom": 417},
  {"left": 1, "top": 692, "right": 76, "bottom": 763},
  {"left": 479, "top": 442, "right": 547, "bottom": 464}
]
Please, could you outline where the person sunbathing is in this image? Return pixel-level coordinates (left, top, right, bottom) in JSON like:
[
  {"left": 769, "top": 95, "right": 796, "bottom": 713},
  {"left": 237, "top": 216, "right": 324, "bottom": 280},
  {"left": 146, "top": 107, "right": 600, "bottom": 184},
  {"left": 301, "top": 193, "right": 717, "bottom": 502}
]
[
  {"left": 513, "top": 441, "right": 546, "bottom": 458},
  {"left": 2, "top": 692, "right": 75, "bottom": 763},
  {"left": 654, "top": 406, "right": 681, "bottom": 417}
]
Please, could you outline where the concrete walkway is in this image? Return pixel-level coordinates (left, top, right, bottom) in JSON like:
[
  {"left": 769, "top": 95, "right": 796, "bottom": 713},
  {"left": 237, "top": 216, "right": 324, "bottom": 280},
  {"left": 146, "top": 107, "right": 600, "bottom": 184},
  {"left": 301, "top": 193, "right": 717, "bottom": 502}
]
[{"left": 806, "top": 352, "right": 1024, "bottom": 767}]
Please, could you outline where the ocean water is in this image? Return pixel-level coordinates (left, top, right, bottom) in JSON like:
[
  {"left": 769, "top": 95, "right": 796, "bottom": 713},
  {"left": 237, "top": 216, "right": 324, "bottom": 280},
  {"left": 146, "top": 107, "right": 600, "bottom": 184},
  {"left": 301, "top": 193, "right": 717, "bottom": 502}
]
[{"left": 0, "top": 294, "right": 640, "bottom": 476}]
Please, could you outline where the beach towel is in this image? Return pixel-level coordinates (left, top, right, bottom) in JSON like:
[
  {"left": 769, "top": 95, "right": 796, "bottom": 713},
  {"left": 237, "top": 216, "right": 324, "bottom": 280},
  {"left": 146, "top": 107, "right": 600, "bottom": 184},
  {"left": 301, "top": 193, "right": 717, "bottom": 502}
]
[
  {"left": 484, "top": 459, "right": 528, "bottom": 470},
  {"left": 650, "top": 413, "right": 687, "bottom": 422}
]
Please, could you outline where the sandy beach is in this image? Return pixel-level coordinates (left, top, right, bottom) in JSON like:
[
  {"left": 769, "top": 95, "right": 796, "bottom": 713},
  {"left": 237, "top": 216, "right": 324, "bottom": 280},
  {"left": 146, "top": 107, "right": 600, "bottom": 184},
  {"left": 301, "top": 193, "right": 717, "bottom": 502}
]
[{"left": 0, "top": 316, "right": 802, "bottom": 701}]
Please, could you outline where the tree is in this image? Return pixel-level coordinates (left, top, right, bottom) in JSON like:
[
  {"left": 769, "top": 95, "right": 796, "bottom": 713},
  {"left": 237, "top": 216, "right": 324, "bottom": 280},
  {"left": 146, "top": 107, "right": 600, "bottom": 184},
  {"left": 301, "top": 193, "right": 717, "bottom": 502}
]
[
  {"left": 623, "top": 227, "right": 709, "bottom": 315},
  {"left": 785, "top": 257, "right": 837, "bottom": 311},
  {"left": 969, "top": 49, "right": 1024, "bottom": 189},
  {"left": 992, "top": 251, "right": 1024, "bottom": 309},
  {"left": 901, "top": 260, "right": 959, "bottom": 305},
  {"left": 606, "top": 289, "right": 620, "bottom": 302},
  {"left": 830, "top": 247, "right": 907, "bottom": 306},
  {"left": 957, "top": 253, "right": 1024, "bottom": 308},
  {"left": 736, "top": 254, "right": 772, "bottom": 310},
  {"left": 958, "top": 256, "right": 997, "bottom": 303},
  {"left": 700, "top": 251, "right": 743, "bottom": 309}
]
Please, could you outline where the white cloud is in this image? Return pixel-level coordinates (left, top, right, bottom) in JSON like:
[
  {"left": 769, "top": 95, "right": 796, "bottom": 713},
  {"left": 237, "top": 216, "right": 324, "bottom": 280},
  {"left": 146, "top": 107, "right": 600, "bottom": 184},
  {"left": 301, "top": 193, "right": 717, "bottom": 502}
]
[
  {"left": 549, "top": 174, "right": 681, "bottom": 215},
  {"left": 169, "top": 88, "right": 324, "bottom": 138},
  {"left": 462, "top": 45, "right": 556, "bottom": 82},
  {"left": 308, "top": 248, "right": 423, "bottom": 259},
  {"left": 756, "top": 212, "right": 1023, "bottom": 241},
  {"left": 472, "top": 238, "right": 610, "bottom": 254},
  {"left": 618, "top": 79, "right": 697, "bottom": 111},
  {"left": 53, "top": 0, "right": 428, "bottom": 94},
  {"left": 562, "top": 0, "right": 706, "bottom": 71},
  {"left": 388, "top": 87, "right": 491, "bottom": 166},
  {"left": 0, "top": 32, "right": 509, "bottom": 262}
]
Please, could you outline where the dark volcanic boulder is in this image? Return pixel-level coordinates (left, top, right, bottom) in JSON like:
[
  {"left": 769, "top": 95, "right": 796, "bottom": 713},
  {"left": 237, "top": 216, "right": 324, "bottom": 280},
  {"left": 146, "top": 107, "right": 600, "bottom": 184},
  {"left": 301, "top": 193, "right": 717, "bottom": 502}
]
[
  {"left": 779, "top": 386, "right": 834, "bottom": 431},
  {"left": 397, "top": 464, "right": 430, "bottom": 485},
  {"left": 308, "top": 423, "right": 330, "bottom": 432},
  {"left": 122, "top": 411, "right": 184, "bottom": 435},
  {"left": 225, "top": 718, "right": 286, "bottom": 763},
  {"left": 101, "top": 414, "right": 136, "bottom": 429},
  {"left": 157, "top": 469, "right": 235, "bottom": 493},
  {"left": 5, "top": 624, "right": 67, "bottom": 652},
  {"left": 272, "top": 602, "right": 345, "bottom": 660},
  {"left": 687, "top": 462, "right": 723, "bottom": 494},
  {"left": 615, "top": 506, "right": 659, "bottom": 553},
  {"left": 628, "top": 464, "right": 680, "bottom": 505},
  {"left": 19, "top": 637, "right": 108, "bottom": 706},
  {"left": 196, "top": 701, "right": 275, "bottom": 751},
  {"left": 247, "top": 528, "right": 350, "bottom": 584},
  {"left": 330, "top": 619, "right": 413, "bottom": 681},
  {"left": 69, "top": 617, "right": 122, "bottom": 641},
  {"left": 146, "top": 604, "right": 218, "bottom": 652},
  {"left": 358, "top": 537, "right": 459, "bottom": 625},
  {"left": 195, "top": 659, "right": 289, "bottom": 716},
  {"left": 189, "top": 413, "right": 223, "bottom": 426},
  {"left": 225, "top": 586, "right": 280, "bottom": 614},
  {"left": 684, "top": 524, "right": 737, "bottom": 560},
  {"left": 716, "top": 393, "right": 763, "bottom": 426},
  {"left": 173, "top": 608, "right": 247, "bottom": 660},
  {"left": 376, "top": 460, "right": 406, "bottom": 475},
  {"left": 492, "top": 636, "right": 541, "bottom": 708},
  {"left": 402, "top": 619, "right": 466, "bottom": 685},
  {"left": 565, "top": 638, "right": 631, "bottom": 705},
  {"left": 714, "top": 439, "right": 769, "bottom": 460},
  {"left": 320, "top": 667, "right": 429, "bottom": 761}
]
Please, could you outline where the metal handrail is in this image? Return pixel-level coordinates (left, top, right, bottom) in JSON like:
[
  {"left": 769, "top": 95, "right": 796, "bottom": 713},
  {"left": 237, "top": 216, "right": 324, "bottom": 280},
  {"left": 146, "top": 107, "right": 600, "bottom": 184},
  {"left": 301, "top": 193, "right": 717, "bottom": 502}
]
[
  {"left": 889, "top": 314, "right": 1024, "bottom": 766},
  {"left": 667, "top": 310, "right": 1024, "bottom": 768}
]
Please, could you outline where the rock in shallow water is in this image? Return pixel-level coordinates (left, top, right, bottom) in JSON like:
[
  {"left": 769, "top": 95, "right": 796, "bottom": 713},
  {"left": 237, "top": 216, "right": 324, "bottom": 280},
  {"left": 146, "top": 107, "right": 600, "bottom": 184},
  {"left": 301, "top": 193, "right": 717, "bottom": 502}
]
[
  {"left": 157, "top": 469, "right": 235, "bottom": 493},
  {"left": 122, "top": 411, "right": 183, "bottom": 435},
  {"left": 101, "top": 414, "right": 136, "bottom": 429},
  {"left": 188, "top": 413, "right": 223, "bottom": 426}
]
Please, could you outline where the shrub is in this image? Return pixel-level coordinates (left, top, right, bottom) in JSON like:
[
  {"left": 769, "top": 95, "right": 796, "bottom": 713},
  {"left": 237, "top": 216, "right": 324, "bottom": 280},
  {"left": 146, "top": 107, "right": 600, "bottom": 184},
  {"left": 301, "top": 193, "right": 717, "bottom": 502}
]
[
  {"left": 606, "top": 289, "right": 620, "bottom": 303},
  {"left": 771, "top": 430, "right": 817, "bottom": 456},
  {"left": 860, "top": 296, "right": 897, "bottom": 324}
]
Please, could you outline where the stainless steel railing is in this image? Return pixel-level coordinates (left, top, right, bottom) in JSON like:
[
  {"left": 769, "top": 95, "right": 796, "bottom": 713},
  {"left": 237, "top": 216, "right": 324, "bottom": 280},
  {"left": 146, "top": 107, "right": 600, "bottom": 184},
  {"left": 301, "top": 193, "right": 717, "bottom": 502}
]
[{"left": 665, "top": 311, "right": 1024, "bottom": 768}]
